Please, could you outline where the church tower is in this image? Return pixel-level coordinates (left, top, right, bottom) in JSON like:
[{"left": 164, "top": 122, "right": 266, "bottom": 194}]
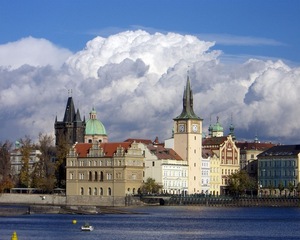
[
  {"left": 54, "top": 96, "right": 85, "bottom": 146},
  {"left": 173, "top": 76, "right": 203, "bottom": 194}
]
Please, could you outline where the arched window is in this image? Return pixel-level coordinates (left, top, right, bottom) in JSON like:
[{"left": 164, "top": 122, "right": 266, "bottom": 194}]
[
  {"left": 100, "top": 171, "right": 104, "bottom": 181},
  {"left": 88, "top": 187, "right": 92, "bottom": 195},
  {"left": 94, "top": 187, "right": 97, "bottom": 195},
  {"left": 108, "top": 187, "right": 112, "bottom": 196},
  {"left": 95, "top": 171, "right": 98, "bottom": 181},
  {"left": 100, "top": 187, "right": 103, "bottom": 196},
  {"left": 80, "top": 187, "right": 84, "bottom": 195},
  {"left": 89, "top": 171, "right": 92, "bottom": 181}
]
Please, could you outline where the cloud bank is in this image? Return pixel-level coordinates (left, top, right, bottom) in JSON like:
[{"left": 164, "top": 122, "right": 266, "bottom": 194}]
[{"left": 0, "top": 31, "right": 299, "bottom": 144}]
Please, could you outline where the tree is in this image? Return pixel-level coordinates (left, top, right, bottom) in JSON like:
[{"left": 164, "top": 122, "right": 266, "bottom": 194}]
[
  {"left": 228, "top": 170, "right": 254, "bottom": 197},
  {"left": 287, "top": 182, "right": 295, "bottom": 196},
  {"left": 140, "top": 178, "right": 162, "bottom": 194},
  {"left": 296, "top": 183, "right": 300, "bottom": 197},
  {"left": 31, "top": 133, "right": 56, "bottom": 193},
  {"left": 18, "top": 136, "right": 33, "bottom": 188},
  {"left": 278, "top": 181, "right": 284, "bottom": 196},
  {"left": 0, "top": 140, "right": 14, "bottom": 192},
  {"left": 55, "top": 132, "right": 70, "bottom": 188}
]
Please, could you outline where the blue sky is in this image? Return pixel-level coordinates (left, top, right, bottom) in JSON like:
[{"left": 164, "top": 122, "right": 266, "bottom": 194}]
[
  {"left": 1, "top": 0, "right": 299, "bottom": 63},
  {"left": 1, "top": 0, "right": 300, "bottom": 144}
]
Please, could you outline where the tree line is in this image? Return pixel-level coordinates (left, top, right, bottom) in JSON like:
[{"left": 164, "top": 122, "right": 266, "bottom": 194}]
[{"left": 0, "top": 132, "right": 69, "bottom": 193}]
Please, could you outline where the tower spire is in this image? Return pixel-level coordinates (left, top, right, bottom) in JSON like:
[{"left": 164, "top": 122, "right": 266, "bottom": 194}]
[{"left": 174, "top": 75, "right": 201, "bottom": 120}]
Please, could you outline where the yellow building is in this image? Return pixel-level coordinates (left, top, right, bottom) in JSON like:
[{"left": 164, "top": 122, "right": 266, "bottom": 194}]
[
  {"left": 204, "top": 117, "right": 240, "bottom": 197},
  {"left": 66, "top": 141, "right": 144, "bottom": 206}
]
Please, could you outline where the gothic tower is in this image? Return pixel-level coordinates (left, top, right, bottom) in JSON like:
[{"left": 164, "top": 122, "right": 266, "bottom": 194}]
[
  {"left": 173, "top": 76, "right": 203, "bottom": 194},
  {"left": 54, "top": 96, "right": 85, "bottom": 146}
]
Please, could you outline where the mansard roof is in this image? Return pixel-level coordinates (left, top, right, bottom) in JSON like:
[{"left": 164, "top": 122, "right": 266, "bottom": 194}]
[
  {"left": 147, "top": 145, "right": 183, "bottom": 161},
  {"left": 202, "top": 136, "right": 228, "bottom": 146},
  {"left": 258, "top": 145, "right": 300, "bottom": 158},
  {"left": 124, "top": 138, "right": 153, "bottom": 145},
  {"left": 236, "top": 141, "right": 276, "bottom": 151}
]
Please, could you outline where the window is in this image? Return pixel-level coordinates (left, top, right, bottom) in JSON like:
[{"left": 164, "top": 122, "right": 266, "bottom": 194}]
[
  {"left": 94, "top": 188, "right": 97, "bottom": 195},
  {"left": 80, "top": 187, "right": 84, "bottom": 195},
  {"left": 108, "top": 187, "right": 112, "bottom": 196},
  {"left": 88, "top": 187, "right": 92, "bottom": 195},
  {"left": 152, "top": 161, "right": 155, "bottom": 167},
  {"left": 100, "top": 171, "right": 104, "bottom": 181},
  {"left": 100, "top": 187, "right": 103, "bottom": 196}
]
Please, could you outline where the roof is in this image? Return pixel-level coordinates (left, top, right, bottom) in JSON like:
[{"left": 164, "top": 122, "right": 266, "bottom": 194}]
[
  {"left": 236, "top": 141, "right": 276, "bottom": 151},
  {"left": 85, "top": 108, "right": 107, "bottom": 135},
  {"left": 202, "top": 148, "right": 214, "bottom": 158},
  {"left": 174, "top": 76, "right": 201, "bottom": 120},
  {"left": 258, "top": 145, "right": 300, "bottom": 157},
  {"left": 124, "top": 138, "right": 153, "bottom": 145},
  {"left": 74, "top": 142, "right": 132, "bottom": 157},
  {"left": 147, "top": 145, "right": 183, "bottom": 160},
  {"left": 203, "top": 136, "right": 228, "bottom": 146}
]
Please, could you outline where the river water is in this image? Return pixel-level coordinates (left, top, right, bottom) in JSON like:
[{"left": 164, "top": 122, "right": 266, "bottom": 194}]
[{"left": 1, "top": 206, "right": 300, "bottom": 239}]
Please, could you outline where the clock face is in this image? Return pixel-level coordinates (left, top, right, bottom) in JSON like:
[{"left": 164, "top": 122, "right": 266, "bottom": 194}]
[
  {"left": 192, "top": 124, "right": 198, "bottom": 132},
  {"left": 179, "top": 124, "right": 185, "bottom": 132}
]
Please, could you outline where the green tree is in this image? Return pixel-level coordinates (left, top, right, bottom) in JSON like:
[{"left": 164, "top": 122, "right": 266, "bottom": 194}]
[
  {"left": 287, "top": 182, "right": 295, "bottom": 196},
  {"left": 18, "top": 136, "right": 33, "bottom": 188},
  {"left": 0, "top": 140, "right": 14, "bottom": 192},
  {"left": 296, "top": 183, "right": 300, "bottom": 197},
  {"left": 140, "top": 178, "right": 162, "bottom": 194},
  {"left": 278, "top": 181, "right": 284, "bottom": 196},
  {"left": 228, "top": 170, "right": 253, "bottom": 196}
]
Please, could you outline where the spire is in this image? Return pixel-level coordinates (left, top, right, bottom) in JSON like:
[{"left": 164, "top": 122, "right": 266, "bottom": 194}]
[
  {"left": 63, "top": 97, "right": 76, "bottom": 123},
  {"left": 75, "top": 109, "right": 82, "bottom": 122},
  {"left": 229, "top": 114, "right": 236, "bottom": 140},
  {"left": 174, "top": 75, "right": 201, "bottom": 120}
]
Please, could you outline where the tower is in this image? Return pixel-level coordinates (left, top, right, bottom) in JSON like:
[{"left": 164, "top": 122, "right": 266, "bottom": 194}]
[
  {"left": 54, "top": 96, "right": 85, "bottom": 146},
  {"left": 84, "top": 107, "right": 108, "bottom": 143},
  {"left": 173, "top": 76, "right": 203, "bottom": 194}
]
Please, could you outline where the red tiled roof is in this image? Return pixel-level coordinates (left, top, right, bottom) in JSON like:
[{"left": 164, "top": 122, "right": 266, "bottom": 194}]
[
  {"left": 74, "top": 143, "right": 92, "bottom": 157},
  {"left": 74, "top": 142, "right": 132, "bottom": 158},
  {"left": 100, "top": 142, "right": 131, "bottom": 157}
]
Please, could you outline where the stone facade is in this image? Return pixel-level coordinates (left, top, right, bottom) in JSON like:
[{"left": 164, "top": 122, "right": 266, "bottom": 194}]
[{"left": 66, "top": 141, "right": 144, "bottom": 206}]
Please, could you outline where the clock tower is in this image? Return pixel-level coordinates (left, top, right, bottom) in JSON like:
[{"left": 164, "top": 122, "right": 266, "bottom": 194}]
[{"left": 174, "top": 76, "right": 203, "bottom": 194}]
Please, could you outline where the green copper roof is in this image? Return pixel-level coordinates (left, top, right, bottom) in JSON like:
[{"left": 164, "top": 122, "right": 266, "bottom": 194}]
[
  {"left": 212, "top": 117, "right": 223, "bottom": 132},
  {"left": 85, "top": 108, "right": 107, "bottom": 135},
  {"left": 174, "top": 76, "right": 201, "bottom": 120}
]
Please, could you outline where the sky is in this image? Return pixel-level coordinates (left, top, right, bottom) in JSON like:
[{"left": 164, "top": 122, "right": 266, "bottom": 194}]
[{"left": 0, "top": 0, "right": 300, "bottom": 145}]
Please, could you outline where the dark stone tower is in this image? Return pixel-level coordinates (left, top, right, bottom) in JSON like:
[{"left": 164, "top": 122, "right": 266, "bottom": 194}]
[{"left": 54, "top": 97, "right": 85, "bottom": 146}]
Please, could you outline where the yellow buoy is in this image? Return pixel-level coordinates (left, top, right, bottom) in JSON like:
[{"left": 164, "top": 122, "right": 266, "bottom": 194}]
[
  {"left": 11, "top": 231, "right": 18, "bottom": 240},
  {"left": 72, "top": 219, "right": 77, "bottom": 224}
]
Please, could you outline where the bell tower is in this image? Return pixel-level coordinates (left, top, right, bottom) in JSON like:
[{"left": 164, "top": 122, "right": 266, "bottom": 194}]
[{"left": 173, "top": 75, "right": 203, "bottom": 194}]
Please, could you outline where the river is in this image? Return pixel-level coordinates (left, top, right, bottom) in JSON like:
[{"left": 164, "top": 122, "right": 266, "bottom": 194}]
[{"left": 1, "top": 206, "right": 300, "bottom": 239}]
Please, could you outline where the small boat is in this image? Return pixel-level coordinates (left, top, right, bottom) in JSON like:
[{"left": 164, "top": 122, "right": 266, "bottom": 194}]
[{"left": 81, "top": 223, "right": 94, "bottom": 231}]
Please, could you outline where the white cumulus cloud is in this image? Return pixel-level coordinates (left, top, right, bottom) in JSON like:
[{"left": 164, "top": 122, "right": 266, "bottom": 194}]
[{"left": 0, "top": 30, "right": 299, "bottom": 145}]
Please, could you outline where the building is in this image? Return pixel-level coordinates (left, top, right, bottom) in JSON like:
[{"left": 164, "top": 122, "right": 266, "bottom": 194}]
[
  {"left": 173, "top": 76, "right": 203, "bottom": 194},
  {"left": 84, "top": 108, "right": 108, "bottom": 143},
  {"left": 126, "top": 138, "right": 188, "bottom": 195},
  {"left": 144, "top": 144, "right": 188, "bottom": 195},
  {"left": 66, "top": 141, "right": 144, "bottom": 206},
  {"left": 201, "top": 149, "right": 211, "bottom": 195},
  {"left": 54, "top": 96, "right": 85, "bottom": 146},
  {"left": 203, "top": 117, "right": 240, "bottom": 195},
  {"left": 257, "top": 145, "right": 300, "bottom": 196},
  {"left": 10, "top": 141, "right": 41, "bottom": 177},
  {"left": 236, "top": 137, "right": 276, "bottom": 178}
]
